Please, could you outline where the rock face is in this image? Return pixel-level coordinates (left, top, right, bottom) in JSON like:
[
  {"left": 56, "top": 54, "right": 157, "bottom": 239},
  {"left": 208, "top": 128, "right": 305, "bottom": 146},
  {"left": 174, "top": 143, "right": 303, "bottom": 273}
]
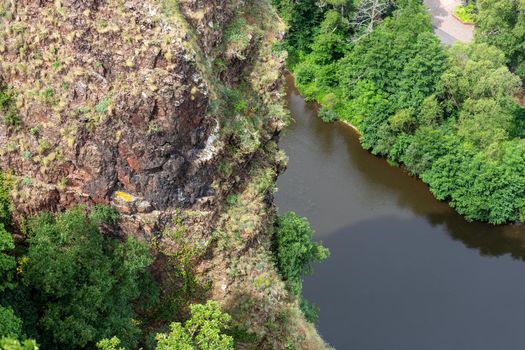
[
  {"left": 178, "top": 0, "right": 239, "bottom": 54},
  {"left": 0, "top": 0, "right": 328, "bottom": 348},
  {"left": 0, "top": 0, "right": 220, "bottom": 214}
]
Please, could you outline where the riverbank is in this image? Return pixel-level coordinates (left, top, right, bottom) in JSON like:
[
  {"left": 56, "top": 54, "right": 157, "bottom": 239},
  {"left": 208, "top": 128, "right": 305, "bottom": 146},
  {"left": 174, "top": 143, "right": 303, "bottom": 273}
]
[{"left": 340, "top": 120, "right": 361, "bottom": 135}]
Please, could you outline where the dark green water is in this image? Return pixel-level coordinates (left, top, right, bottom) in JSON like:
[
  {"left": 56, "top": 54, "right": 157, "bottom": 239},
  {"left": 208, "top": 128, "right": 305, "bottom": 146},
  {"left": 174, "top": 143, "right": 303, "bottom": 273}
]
[{"left": 275, "top": 75, "right": 525, "bottom": 350}]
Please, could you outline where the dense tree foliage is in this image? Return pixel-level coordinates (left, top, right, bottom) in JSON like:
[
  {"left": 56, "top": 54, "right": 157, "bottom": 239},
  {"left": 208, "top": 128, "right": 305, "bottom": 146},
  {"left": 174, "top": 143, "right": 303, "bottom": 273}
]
[
  {"left": 0, "top": 337, "right": 38, "bottom": 350},
  {"left": 271, "top": 0, "right": 326, "bottom": 63},
  {"left": 0, "top": 202, "right": 157, "bottom": 349},
  {"left": 277, "top": 0, "right": 525, "bottom": 223},
  {"left": 20, "top": 206, "right": 153, "bottom": 349},
  {"left": 0, "top": 306, "right": 21, "bottom": 340},
  {"left": 155, "top": 301, "right": 234, "bottom": 350},
  {"left": 475, "top": 0, "right": 525, "bottom": 78},
  {"left": 0, "top": 174, "right": 21, "bottom": 340}
]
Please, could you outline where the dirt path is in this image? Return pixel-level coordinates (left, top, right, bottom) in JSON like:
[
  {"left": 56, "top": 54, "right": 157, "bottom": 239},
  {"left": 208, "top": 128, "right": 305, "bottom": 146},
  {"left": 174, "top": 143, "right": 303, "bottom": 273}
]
[{"left": 423, "top": 0, "right": 474, "bottom": 45}]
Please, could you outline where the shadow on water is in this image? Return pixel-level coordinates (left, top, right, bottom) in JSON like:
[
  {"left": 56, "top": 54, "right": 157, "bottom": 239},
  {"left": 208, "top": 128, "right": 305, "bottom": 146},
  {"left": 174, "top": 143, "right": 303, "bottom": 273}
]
[
  {"left": 276, "top": 75, "right": 525, "bottom": 349},
  {"left": 304, "top": 217, "right": 525, "bottom": 350}
]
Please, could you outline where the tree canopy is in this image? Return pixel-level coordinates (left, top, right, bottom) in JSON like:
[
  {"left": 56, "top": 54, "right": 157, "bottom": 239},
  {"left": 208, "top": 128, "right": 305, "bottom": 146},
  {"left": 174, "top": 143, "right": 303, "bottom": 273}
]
[
  {"left": 475, "top": 0, "right": 525, "bottom": 78},
  {"left": 0, "top": 203, "right": 157, "bottom": 349},
  {"left": 21, "top": 206, "right": 153, "bottom": 349},
  {"left": 0, "top": 174, "right": 21, "bottom": 340},
  {"left": 97, "top": 301, "right": 234, "bottom": 350},
  {"left": 274, "top": 212, "right": 329, "bottom": 297}
]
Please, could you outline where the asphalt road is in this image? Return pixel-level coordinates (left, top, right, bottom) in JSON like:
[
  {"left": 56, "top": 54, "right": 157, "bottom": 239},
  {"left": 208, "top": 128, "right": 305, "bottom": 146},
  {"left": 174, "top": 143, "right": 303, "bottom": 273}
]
[{"left": 423, "top": 0, "right": 474, "bottom": 45}]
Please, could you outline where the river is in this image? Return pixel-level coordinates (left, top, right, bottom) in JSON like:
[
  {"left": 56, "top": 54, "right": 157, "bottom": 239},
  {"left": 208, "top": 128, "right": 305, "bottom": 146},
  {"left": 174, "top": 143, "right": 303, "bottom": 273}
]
[{"left": 275, "top": 76, "right": 525, "bottom": 350}]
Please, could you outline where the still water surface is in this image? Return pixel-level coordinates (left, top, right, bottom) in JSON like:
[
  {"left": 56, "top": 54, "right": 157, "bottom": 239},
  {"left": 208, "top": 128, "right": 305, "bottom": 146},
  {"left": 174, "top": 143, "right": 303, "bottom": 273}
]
[{"left": 275, "top": 76, "right": 525, "bottom": 350}]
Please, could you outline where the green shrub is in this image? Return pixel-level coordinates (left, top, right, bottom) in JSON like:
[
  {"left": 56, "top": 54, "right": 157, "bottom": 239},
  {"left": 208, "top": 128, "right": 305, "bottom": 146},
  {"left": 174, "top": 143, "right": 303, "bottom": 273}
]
[
  {"left": 96, "top": 337, "right": 123, "bottom": 350},
  {"left": 218, "top": 161, "right": 232, "bottom": 178},
  {"left": 273, "top": 212, "right": 329, "bottom": 297},
  {"left": 318, "top": 107, "right": 337, "bottom": 123},
  {"left": 39, "top": 87, "right": 55, "bottom": 105},
  {"left": 0, "top": 85, "right": 20, "bottom": 127},
  {"left": 29, "top": 127, "right": 39, "bottom": 136},
  {"left": 0, "top": 223, "right": 16, "bottom": 292},
  {"left": 95, "top": 96, "right": 112, "bottom": 114},
  {"left": 453, "top": 4, "right": 476, "bottom": 24},
  {"left": 226, "top": 194, "right": 238, "bottom": 206},
  {"left": 223, "top": 17, "right": 255, "bottom": 60},
  {"left": 299, "top": 297, "right": 320, "bottom": 324},
  {"left": 0, "top": 173, "right": 11, "bottom": 227},
  {"left": 0, "top": 307, "right": 22, "bottom": 338},
  {"left": 475, "top": 0, "right": 525, "bottom": 78}
]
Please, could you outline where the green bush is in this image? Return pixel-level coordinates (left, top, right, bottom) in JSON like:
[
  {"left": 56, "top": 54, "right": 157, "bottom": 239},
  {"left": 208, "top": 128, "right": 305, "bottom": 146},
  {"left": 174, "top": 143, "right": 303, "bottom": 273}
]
[
  {"left": 271, "top": 0, "right": 326, "bottom": 63},
  {"left": 453, "top": 4, "right": 476, "bottom": 24},
  {"left": 0, "top": 173, "right": 11, "bottom": 227},
  {"left": 223, "top": 18, "right": 252, "bottom": 60},
  {"left": 155, "top": 301, "right": 234, "bottom": 350},
  {"left": 318, "top": 108, "right": 337, "bottom": 123},
  {"left": 0, "top": 85, "right": 20, "bottom": 127},
  {"left": 0, "top": 307, "right": 22, "bottom": 338},
  {"left": 471, "top": 0, "right": 525, "bottom": 78},
  {"left": 299, "top": 297, "right": 320, "bottom": 324},
  {"left": 273, "top": 213, "right": 328, "bottom": 323},
  {"left": 273, "top": 212, "right": 329, "bottom": 297}
]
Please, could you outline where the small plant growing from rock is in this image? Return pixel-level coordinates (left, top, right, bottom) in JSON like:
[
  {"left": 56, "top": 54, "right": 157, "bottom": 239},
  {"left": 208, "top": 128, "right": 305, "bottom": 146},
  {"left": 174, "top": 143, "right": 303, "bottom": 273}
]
[
  {"left": 0, "top": 83, "right": 21, "bottom": 127},
  {"left": 39, "top": 87, "right": 55, "bottom": 105},
  {"left": 21, "top": 178, "right": 32, "bottom": 187},
  {"left": 22, "top": 151, "right": 32, "bottom": 160},
  {"left": 96, "top": 96, "right": 112, "bottom": 114},
  {"left": 29, "top": 127, "right": 39, "bottom": 137},
  {"left": 226, "top": 193, "right": 238, "bottom": 206},
  {"left": 218, "top": 161, "right": 232, "bottom": 178}
]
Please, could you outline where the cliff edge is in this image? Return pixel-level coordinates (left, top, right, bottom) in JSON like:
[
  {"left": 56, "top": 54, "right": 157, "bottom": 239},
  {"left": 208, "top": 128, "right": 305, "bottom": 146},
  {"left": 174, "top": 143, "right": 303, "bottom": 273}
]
[{"left": 0, "top": 0, "right": 328, "bottom": 348}]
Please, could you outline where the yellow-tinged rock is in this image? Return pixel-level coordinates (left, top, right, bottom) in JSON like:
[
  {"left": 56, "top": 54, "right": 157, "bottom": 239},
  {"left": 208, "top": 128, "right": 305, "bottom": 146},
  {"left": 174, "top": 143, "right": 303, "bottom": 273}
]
[{"left": 116, "top": 191, "right": 135, "bottom": 203}]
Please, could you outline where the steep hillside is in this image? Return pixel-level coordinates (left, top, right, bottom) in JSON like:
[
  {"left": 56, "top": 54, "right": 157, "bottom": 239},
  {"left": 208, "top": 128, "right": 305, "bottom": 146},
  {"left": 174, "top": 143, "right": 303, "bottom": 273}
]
[{"left": 0, "top": 0, "right": 327, "bottom": 348}]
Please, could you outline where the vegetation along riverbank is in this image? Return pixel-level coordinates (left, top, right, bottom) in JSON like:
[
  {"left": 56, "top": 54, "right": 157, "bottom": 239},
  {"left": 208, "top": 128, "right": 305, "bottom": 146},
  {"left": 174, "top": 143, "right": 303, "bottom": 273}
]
[{"left": 273, "top": 0, "right": 525, "bottom": 224}]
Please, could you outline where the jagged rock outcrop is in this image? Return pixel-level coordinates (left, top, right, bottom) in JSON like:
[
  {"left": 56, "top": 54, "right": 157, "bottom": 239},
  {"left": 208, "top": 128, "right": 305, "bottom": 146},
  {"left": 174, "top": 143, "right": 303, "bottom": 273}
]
[
  {"left": 178, "top": 0, "right": 239, "bottom": 54},
  {"left": 0, "top": 0, "right": 219, "bottom": 214}
]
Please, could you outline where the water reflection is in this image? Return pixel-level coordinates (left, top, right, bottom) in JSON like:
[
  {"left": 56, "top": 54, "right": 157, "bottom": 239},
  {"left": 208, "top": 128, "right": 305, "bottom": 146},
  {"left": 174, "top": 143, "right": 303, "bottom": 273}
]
[{"left": 276, "top": 75, "right": 525, "bottom": 349}]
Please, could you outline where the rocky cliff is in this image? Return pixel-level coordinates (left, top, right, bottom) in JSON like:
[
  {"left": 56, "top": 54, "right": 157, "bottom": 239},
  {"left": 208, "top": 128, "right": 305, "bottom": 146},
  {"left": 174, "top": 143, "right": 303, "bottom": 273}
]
[{"left": 0, "top": 0, "right": 328, "bottom": 348}]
